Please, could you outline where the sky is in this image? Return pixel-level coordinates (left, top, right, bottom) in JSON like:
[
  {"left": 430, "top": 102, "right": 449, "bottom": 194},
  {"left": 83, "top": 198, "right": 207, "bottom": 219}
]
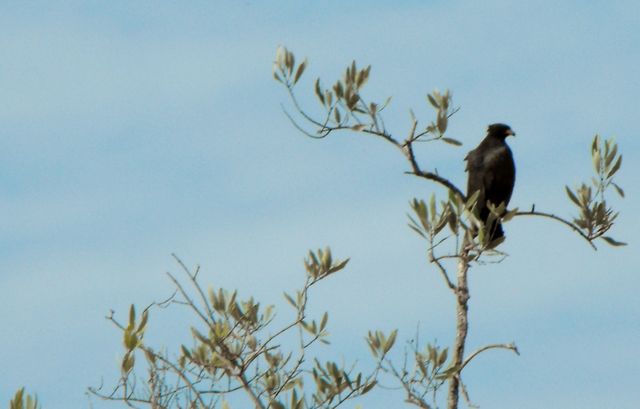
[{"left": 1, "top": 1, "right": 639, "bottom": 408}]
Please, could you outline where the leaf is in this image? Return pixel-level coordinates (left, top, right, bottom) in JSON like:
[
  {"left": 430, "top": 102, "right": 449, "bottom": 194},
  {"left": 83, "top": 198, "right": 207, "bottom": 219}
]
[
  {"left": 325, "top": 90, "right": 333, "bottom": 107},
  {"left": 437, "top": 112, "right": 448, "bottom": 134},
  {"left": 612, "top": 182, "right": 625, "bottom": 198},
  {"left": 121, "top": 352, "right": 135, "bottom": 374},
  {"left": 501, "top": 207, "right": 519, "bottom": 222},
  {"left": 408, "top": 116, "right": 417, "bottom": 139},
  {"left": 601, "top": 236, "right": 627, "bottom": 246},
  {"left": 293, "top": 59, "right": 307, "bottom": 84},
  {"left": 605, "top": 144, "right": 618, "bottom": 167},
  {"left": 128, "top": 304, "right": 136, "bottom": 328},
  {"left": 441, "top": 137, "right": 462, "bottom": 146},
  {"left": 592, "top": 149, "right": 601, "bottom": 173},
  {"left": 271, "top": 401, "right": 286, "bottom": 409},
  {"left": 427, "top": 93, "right": 438, "bottom": 108},
  {"left": 320, "top": 312, "right": 329, "bottom": 331},
  {"left": 429, "top": 194, "right": 436, "bottom": 224},
  {"left": 380, "top": 96, "right": 393, "bottom": 110},
  {"left": 314, "top": 78, "right": 325, "bottom": 105},
  {"left": 408, "top": 222, "right": 427, "bottom": 239},
  {"left": 328, "top": 258, "right": 349, "bottom": 274},
  {"left": 591, "top": 134, "right": 599, "bottom": 154},
  {"left": 607, "top": 155, "right": 622, "bottom": 178},
  {"left": 286, "top": 50, "right": 295, "bottom": 74},
  {"left": 123, "top": 330, "right": 138, "bottom": 350},
  {"left": 361, "top": 380, "right": 377, "bottom": 394},
  {"left": 351, "top": 124, "right": 366, "bottom": 131},
  {"left": 437, "top": 348, "right": 448, "bottom": 366},
  {"left": 383, "top": 329, "right": 398, "bottom": 353},
  {"left": 137, "top": 310, "right": 148, "bottom": 333},
  {"left": 565, "top": 186, "right": 580, "bottom": 206}
]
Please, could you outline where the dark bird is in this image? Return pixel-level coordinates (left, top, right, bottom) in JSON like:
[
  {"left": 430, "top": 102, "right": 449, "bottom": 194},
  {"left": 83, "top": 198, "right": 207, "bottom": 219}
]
[{"left": 465, "top": 123, "right": 516, "bottom": 242}]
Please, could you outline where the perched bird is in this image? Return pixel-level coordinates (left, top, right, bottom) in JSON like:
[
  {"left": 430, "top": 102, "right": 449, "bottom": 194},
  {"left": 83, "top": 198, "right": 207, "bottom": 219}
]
[{"left": 464, "top": 123, "right": 516, "bottom": 241}]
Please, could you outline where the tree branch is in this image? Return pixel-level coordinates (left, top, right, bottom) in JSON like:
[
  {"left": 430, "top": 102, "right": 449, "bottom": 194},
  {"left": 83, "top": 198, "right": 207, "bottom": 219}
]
[
  {"left": 460, "top": 343, "right": 519, "bottom": 373},
  {"left": 403, "top": 142, "right": 466, "bottom": 201},
  {"left": 513, "top": 209, "right": 597, "bottom": 250},
  {"left": 447, "top": 247, "right": 471, "bottom": 409}
]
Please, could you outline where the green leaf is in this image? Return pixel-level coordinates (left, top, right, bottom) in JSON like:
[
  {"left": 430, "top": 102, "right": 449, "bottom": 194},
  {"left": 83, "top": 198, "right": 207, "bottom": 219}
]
[
  {"left": 270, "top": 401, "right": 286, "bottom": 409},
  {"left": 286, "top": 50, "right": 295, "bottom": 74},
  {"left": 121, "top": 352, "right": 135, "bottom": 374},
  {"left": 437, "top": 348, "right": 448, "bottom": 366},
  {"left": 128, "top": 304, "right": 136, "bottom": 329},
  {"left": 565, "top": 186, "right": 580, "bottom": 206},
  {"left": 293, "top": 59, "right": 307, "bottom": 84},
  {"left": 314, "top": 78, "right": 325, "bottom": 105},
  {"left": 441, "top": 137, "right": 462, "bottom": 146},
  {"left": 334, "top": 107, "right": 341, "bottom": 123},
  {"left": 137, "top": 310, "right": 148, "bottom": 333},
  {"left": 320, "top": 312, "right": 329, "bottom": 331},
  {"left": 328, "top": 258, "right": 349, "bottom": 274},
  {"left": 123, "top": 330, "right": 138, "bottom": 350},
  {"left": 437, "top": 112, "right": 448, "bottom": 134},
  {"left": 429, "top": 194, "right": 436, "bottom": 224},
  {"left": 612, "top": 182, "right": 625, "bottom": 198},
  {"left": 502, "top": 207, "right": 519, "bottom": 222},
  {"left": 333, "top": 81, "right": 344, "bottom": 99},
  {"left": 607, "top": 155, "right": 622, "bottom": 178},
  {"left": 592, "top": 149, "right": 601, "bottom": 173},
  {"left": 427, "top": 93, "right": 439, "bottom": 108},
  {"left": 407, "top": 219, "right": 427, "bottom": 239},
  {"left": 591, "top": 134, "right": 599, "bottom": 154},
  {"left": 383, "top": 329, "right": 398, "bottom": 353},
  {"left": 605, "top": 144, "right": 618, "bottom": 167},
  {"left": 601, "top": 236, "right": 627, "bottom": 246},
  {"left": 361, "top": 380, "right": 377, "bottom": 394}
]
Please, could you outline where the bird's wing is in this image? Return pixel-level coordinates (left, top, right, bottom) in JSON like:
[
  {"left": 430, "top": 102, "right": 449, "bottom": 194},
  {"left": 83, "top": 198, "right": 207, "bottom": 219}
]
[
  {"left": 465, "top": 148, "right": 486, "bottom": 203},
  {"left": 481, "top": 145, "right": 515, "bottom": 208}
]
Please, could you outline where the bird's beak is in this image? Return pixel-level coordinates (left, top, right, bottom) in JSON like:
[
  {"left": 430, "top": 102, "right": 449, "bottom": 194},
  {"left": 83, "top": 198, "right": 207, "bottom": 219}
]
[{"left": 507, "top": 129, "right": 516, "bottom": 137}]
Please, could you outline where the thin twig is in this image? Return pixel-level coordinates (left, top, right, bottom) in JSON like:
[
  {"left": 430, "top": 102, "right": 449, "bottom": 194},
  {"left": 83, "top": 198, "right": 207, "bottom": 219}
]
[
  {"left": 458, "top": 378, "right": 479, "bottom": 409},
  {"left": 513, "top": 210, "right": 597, "bottom": 250},
  {"left": 428, "top": 245, "right": 456, "bottom": 291},
  {"left": 172, "top": 254, "right": 216, "bottom": 323},
  {"left": 460, "top": 342, "right": 519, "bottom": 373}
]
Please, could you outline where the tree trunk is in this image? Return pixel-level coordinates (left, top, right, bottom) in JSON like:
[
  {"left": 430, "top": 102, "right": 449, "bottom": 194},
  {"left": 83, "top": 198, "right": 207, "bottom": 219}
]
[{"left": 447, "top": 251, "right": 470, "bottom": 409}]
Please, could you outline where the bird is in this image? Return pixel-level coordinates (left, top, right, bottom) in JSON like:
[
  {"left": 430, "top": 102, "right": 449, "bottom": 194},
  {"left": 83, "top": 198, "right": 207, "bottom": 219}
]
[{"left": 464, "top": 123, "right": 516, "bottom": 242}]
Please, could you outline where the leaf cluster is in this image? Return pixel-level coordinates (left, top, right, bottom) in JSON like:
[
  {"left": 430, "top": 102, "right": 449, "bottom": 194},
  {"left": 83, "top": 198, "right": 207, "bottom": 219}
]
[
  {"left": 565, "top": 135, "right": 625, "bottom": 246},
  {"left": 91, "top": 249, "right": 378, "bottom": 409},
  {"left": 274, "top": 46, "right": 461, "bottom": 151},
  {"left": 9, "top": 389, "right": 40, "bottom": 409}
]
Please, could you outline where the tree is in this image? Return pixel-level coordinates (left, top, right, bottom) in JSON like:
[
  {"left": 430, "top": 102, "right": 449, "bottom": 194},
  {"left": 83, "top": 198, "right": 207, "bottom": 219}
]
[
  {"left": 88, "top": 251, "right": 380, "bottom": 409},
  {"left": 270, "top": 46, "right": 625, "bottom": 408},
  {"left": 14, "top": 47, "right": 623, "bottom": 409},
  {"left": 90, "top": 47, "right": 623, "bottom": 409}
]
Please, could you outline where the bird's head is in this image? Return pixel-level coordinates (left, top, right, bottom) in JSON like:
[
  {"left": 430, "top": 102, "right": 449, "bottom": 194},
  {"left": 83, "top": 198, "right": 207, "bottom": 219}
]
[{"left": 487, "top": 123, "right": 515, "bottom": 139}]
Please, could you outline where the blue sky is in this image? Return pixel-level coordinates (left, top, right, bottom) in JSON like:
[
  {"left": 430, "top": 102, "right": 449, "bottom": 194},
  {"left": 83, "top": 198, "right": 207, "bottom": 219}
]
[{"left": 1, "top": 1, "right": 639, "bottom": 408}]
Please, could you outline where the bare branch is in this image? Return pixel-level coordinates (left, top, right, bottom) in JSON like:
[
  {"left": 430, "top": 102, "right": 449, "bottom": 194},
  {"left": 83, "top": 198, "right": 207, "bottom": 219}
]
[
  {"left": 513, "top": 209, "right": 597, "bottom": 250},
  {"left": 460, "top": 343, "right": 519, "bottom": 373},
  {"left": 427, "top": 243, "right": 456, "bottom": 291}
]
